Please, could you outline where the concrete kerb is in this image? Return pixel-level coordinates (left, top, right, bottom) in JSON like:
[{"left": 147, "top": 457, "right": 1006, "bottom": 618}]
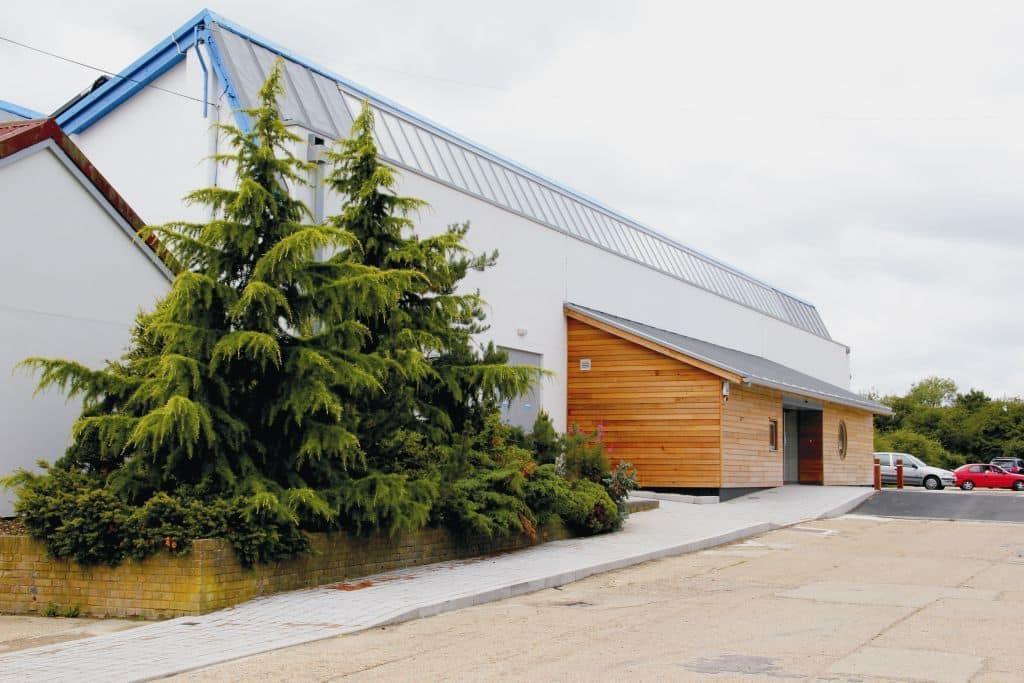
[
  {"left": 631, "top": 491, "right": 720, "bottom": 505},
  {"left": 786, "top": 488, "right": 876, "bottom": 526},
  {"left": 374, "top": 521, "right": 777, "bottom": 634}
]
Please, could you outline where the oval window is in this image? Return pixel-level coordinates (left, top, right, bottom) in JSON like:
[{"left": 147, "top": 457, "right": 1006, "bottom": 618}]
[{"left": 838, "top": 420, "right": 848, "bottom": 459}]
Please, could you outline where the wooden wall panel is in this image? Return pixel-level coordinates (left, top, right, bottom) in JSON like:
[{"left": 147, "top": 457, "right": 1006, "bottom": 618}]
[
  {"left": 822, "top": 404, "right": 875, "bottom": 485},
  {"left": 720, "top": 384, "right": 784, "bottom": 488},
  {"left": 566, "top": 318, "right": 722, "bottom": 488}
]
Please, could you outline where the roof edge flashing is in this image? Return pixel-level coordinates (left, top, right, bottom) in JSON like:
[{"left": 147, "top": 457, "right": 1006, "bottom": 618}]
[
  {"left": 564, "top": 302, "right": 888, "bottom": 415},
  {"left": 0, "top": 100, "right": 44, "bottom": 119}
]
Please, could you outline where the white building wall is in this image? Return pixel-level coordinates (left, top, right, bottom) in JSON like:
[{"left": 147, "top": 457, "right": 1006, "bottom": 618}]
[
  {"left": 380, "top": 170, "right": 851, "bottom": 431},
  {"left": 69, "top": 51, "right": 225, "bottom": 228},
  {"left": 66, "top": 58, "right": 852, "bottom": 437},
  {"left": 0, "top": 146, "right": 171, "bottom": 515}
]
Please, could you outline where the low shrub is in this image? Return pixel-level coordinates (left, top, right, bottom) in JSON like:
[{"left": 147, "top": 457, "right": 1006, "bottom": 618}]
[
  {"left": 525, "top": 412, "right": 563, "bottom": 465},
  {"left": 562, "top": 424, "right": 610, "bottom": 482},
  {"left": 42, "top": 603, "right": 80, "bottom": 618},
  {"left": 603, "top": 461, "right": 639, "bottom": 517},
  {"left": 4, "top": 464, "right": 309, "bottom": 568},
  {"left": 557, "top": 479, "right": 621, "bottom": 535}
]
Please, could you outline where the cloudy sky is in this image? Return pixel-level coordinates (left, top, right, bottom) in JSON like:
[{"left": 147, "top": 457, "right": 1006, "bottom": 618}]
[{"left": 3, "top": 1, "right": 1022, "bottom": 398}]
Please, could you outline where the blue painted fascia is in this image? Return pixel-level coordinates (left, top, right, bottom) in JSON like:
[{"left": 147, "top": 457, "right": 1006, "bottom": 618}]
[
  {"left": 0, "top": 99, "right": 44, "bottom": 119},
  {"left": 56, "top": 9, "right": 211, "bottom": 134},
  {"left": 197, "top": 24, "right": 250, "bottom": 132}
]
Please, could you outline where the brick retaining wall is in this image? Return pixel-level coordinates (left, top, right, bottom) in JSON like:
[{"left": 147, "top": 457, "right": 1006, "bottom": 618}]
[{"left": 0, "top": 522, "right": 570, "bottom": 619}]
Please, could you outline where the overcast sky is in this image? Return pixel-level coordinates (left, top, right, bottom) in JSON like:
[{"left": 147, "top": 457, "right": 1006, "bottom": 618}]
[{"left": 3, "top": 1, "right": 1022, "bottom": 398}]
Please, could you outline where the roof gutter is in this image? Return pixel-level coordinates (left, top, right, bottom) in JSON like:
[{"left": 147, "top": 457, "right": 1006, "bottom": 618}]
[{"left": 746, "top": 376, "right": 893, "bottom": 416}]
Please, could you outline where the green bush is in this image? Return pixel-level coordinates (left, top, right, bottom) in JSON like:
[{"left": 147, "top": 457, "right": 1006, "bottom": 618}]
[
  {"left": 557, "top": 479, "right": 621, "bottom": 535},
  {"left": 525, "top": 412, "right": 563, "bottom": 465},
  {"left": 42, "top": 603, "right": 80, "bottom": 618},
  {"left": 5, "top": 466, "right": 309, "bottom": 567},
  {"left": 875, "top": 429, "right": 963, "bottom": 470},
  {"left": 603, "top": 461, "right": 639, "bottom": 517},
  {"left": 9, "top": 466, "right": 132, "bottom": 567},
  {"left": 437, "top": 415, "right": 538, "bottom": 539},
  {"left": 562, "top": 425, "right": 610, "bottom": 483}
]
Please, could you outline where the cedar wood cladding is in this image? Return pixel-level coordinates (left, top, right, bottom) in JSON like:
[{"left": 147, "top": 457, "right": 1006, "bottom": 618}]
[
  {"left": 823, "top": 404, "right": 874, "bottom": 485},
  {"left": 566, "top": 317, "right": 723, "bottom": 488},
  {"left": 566, "top": 312, "right": 877, "bottom": 489},
  {"left": 720, "top": 383, "right": 784, "bottom": 488}
]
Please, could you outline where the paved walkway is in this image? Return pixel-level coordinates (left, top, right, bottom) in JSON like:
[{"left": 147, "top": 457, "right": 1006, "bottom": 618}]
[{"left": 0, "top": 485, "right": 872, "bottom": 682}]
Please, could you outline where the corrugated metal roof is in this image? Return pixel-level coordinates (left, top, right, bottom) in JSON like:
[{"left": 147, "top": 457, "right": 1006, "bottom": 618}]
[
  {"left": 50, "top": 9, "right": 835, "bottom": 342},
  {"left": 566, "top": 303, "right": 889, "bottom": 414},
  {"left": 204, "top": 18, "right": 834, "bottom": 342}
]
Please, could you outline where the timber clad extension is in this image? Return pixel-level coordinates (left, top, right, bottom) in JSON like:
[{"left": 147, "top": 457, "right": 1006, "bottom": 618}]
[
  {"left": 567, "top": 317, "right": 723, "bottom": 488},
  {"left": 566, "top": 305, "right": 888, "bottom": 493}
]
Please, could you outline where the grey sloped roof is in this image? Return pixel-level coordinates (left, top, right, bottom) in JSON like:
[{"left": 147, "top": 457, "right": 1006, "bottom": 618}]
[
  {"left": 207, "top": 19, "right": 833, "bottom": 341},
  {"left": 567, "top": 303, "right": 889, "bottom": 414}
]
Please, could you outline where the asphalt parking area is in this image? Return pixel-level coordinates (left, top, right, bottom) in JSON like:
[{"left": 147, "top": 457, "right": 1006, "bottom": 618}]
[{"left": 856, "top": 489, "right": 1024, "bottom": 522}]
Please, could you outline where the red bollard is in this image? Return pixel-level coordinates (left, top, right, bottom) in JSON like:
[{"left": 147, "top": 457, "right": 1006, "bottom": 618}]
[
  {"left": 874, "top": 458, "right": 881, "bottom": 490},
  {"left": 896, "top": 458, "right": 904, "bottom": 489}
]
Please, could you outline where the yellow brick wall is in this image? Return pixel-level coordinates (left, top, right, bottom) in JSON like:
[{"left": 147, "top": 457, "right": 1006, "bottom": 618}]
[
  {"left": 0, "top": 522, "right": 569, "bottom": 620},
  {"left": 822, "top": 403, "right": 875, "bottom": 485}
]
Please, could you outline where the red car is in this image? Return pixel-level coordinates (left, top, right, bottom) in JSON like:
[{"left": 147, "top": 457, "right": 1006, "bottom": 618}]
[{"left": 954, "top": 464, "right": 1024, "bottom": 491}]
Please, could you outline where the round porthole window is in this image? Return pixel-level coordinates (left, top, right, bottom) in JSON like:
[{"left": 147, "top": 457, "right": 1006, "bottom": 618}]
[{"left": 838, "top": 420, "right": 848, "bottom": 459}]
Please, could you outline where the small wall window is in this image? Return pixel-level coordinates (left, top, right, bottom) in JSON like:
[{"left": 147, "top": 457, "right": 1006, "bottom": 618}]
[
  {"left": 769, "top": 419, "right": 778, "bottom": 451},
  {"left": 838, "top": 420, "right": 848, "bottom": 459}
]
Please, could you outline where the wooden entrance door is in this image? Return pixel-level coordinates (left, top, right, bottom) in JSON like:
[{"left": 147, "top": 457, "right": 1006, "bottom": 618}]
[{"left": 797, "top": 411, "right": 823, "bottom": 484}]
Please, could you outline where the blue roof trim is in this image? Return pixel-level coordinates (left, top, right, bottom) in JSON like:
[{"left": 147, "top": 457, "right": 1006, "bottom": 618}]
[
  {"left": 203, "top": 11, "right": 816, "bottom": 308},
  {"left": 0, "top": 100, "right": 43, "bottom": 119},
  {"left": 197, "top": 25, "right": 250, "bottom": 132},
  {"left": 56, "top": 9, "right": 211, "bottom": 134}
]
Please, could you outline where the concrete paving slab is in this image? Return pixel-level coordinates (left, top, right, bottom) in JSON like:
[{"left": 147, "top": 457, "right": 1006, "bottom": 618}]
[
  {"left": 779, "top": 581, "right": 997, "bottom": 608},
  {"left": 830, "top": 646, "right": 983, "bottom": 683},
  {"left": 873, "top": 598, "right": 1024, "bottom": 668},
  {"left": 0, "top": 485, "right": 873, "bottom": 682}
]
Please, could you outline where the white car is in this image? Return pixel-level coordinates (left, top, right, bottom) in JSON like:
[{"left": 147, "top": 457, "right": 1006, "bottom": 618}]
[{"left": 874, "top": 452, "right": 956, "bottom": 490}]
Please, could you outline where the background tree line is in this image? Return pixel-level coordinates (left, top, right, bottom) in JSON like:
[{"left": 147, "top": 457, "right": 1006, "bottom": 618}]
[{"left": 873, "top": 376, "right": 1024, "bottom": 469}]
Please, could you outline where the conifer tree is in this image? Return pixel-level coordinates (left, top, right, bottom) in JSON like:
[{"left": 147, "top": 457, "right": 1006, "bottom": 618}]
[
  {"left": 325, "top": 104, "right": 538, "bottom": 455},
  {"left": 323, "top": 104, "right": 544, "bottom": 535},
  {"left": 18, "top": 63, "right": 421, "bottom": 542}
]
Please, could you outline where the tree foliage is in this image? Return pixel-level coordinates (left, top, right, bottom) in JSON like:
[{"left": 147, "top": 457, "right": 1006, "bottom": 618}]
[
  {"left": 3, "top": 63, "right": 628, "bottom": 566},
  {"left": 875, "top": 376, "right": 1024, "bottom": 467}
]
